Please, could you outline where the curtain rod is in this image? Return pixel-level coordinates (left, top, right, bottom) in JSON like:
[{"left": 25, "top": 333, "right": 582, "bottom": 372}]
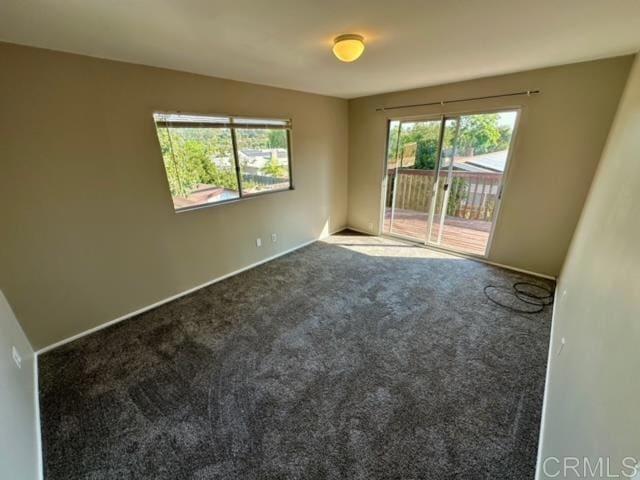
[{"left": 375, "top": 89, "right": 541, "bottom": 112}]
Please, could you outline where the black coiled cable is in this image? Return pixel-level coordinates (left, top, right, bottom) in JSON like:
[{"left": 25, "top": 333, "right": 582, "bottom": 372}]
[{"left": 484, "top": 281, "right": 554, "bottom": 314}]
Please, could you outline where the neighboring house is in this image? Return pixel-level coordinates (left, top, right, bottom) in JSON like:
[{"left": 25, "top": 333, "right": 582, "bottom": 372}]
[
  {"left": 445, "top": 150, "right": 508, "bottom": 209},
  {"left": 210, "top": 156, "right": 234, "bottom": 169},
  {"left": 209, "top": 148, "right": 288, "bottom": 176},
  {"left": 237, "top": 148, "right": 288, "bottom": 175},
  {"left": 173, "top": 184, "right": 238, "bottom": 208},
  {"left": 452, "top": 149, "right": 508, "bottom": 173}
]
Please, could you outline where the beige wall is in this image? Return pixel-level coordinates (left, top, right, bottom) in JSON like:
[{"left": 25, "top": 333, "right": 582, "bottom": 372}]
[
  {"left": 348, "top": 56, "right": 633, "bottom": 277},
  {"left": 536, "top": 55, "right": 640, "bottom": 479},
  {"left": 0, "top": 290, "right": 40, "bottom": 480},
  {"left": 0, "top": 43, "right": 348, "bottom": 350}
]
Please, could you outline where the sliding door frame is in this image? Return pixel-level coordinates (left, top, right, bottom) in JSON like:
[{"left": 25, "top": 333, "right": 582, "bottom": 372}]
[
  {"left": 424, "top": 116, "right": 447, "bottom": 244},
  {"left": 430, "top": 117, "right": 462, "bottom": 246},
  {"left": 379, "top": 105, "right": 523, "bottom": 259}
]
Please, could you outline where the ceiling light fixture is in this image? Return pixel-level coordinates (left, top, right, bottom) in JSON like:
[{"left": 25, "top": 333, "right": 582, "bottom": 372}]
[{"left": 332, "top": 34, "right": 365, "bottom": 63}]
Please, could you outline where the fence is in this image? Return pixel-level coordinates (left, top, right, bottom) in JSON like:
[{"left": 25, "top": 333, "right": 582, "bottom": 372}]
[
  {"left": 386, "top": 168, "right": 503, "bottom": 221},
  {"left": 241, "top": 173, "right": 287, "bottom": 186}
]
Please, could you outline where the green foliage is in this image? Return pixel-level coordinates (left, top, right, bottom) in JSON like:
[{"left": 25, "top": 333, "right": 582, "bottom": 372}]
[
  {"left": 237, "top": 128, "right": 286, "bottom": 149},
  {"left": 157, "top": 127, "right": 238, "bottom": 197},
  {"left": 262, "top": 153, "right": 287, "bottom": 178},
  {"left": 415, "top": 138, "right": 439, "bottom": 169},
  {"left": 456, "top": 114, "right": 511, "bottom": 155},
  {"left": 387, "top": 114, "right": 513, "bottom": 170},
  {"left": 267, "top": 129, "right": 287, "bottom": 149},
  {"left": 446, "top": 177, "right": 468, "bottom": 215},
  {"left": 157, "top": 126, "right": 291, "bottom": 198},
  {"left": 387, "top": 121, "right": 440, "bottom": 170}
]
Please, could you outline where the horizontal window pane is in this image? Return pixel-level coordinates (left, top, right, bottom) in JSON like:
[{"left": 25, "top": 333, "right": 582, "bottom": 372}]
[
  {"left": 236, "top": 128, "right": 291, "bottom": 195},
  {"left": 155, "top": 123, "right": 239, "bottom": 210}
]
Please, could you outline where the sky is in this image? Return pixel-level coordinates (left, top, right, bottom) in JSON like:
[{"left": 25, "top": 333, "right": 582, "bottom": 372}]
[{"left": 497, "top": 111, "right": 517, "bottom": 128}]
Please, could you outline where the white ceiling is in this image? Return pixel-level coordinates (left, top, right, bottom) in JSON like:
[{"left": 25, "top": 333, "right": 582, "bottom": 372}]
[{"left": 1, "top": 0, "right": 639, "bottom": 98}]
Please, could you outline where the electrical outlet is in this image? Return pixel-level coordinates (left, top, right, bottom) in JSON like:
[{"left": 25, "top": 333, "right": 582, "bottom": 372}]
[
  {"left": 12, "top": 346, "right": 22, "bottom": 369},
  {"left": 256, "top": 238, "right": 262, "bottom": 247},
  {"left": 271, "top": 233, "right": 277, "bottom": 243}
]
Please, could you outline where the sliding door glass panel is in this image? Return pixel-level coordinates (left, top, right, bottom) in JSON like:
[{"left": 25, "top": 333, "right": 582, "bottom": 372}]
[
  {"left": 428, "top": 111, "right": 518, "bottom": 255},
  {"left": 385, "top": 119, "right": 443, "bottom": 242}
]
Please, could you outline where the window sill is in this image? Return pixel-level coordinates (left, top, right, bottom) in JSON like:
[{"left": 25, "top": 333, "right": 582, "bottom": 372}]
[{"left": 173, "top": 186, "right": 295, "bottom": 214}]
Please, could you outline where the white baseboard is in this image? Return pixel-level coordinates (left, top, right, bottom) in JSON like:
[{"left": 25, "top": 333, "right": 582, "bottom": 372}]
[
  {"left": 534, "top": 283, "right": 560, "bottom": 479},
  {"left": 375, "top": 232, "right": 556, "bottom": 280},
  {"left": 36, "top": 228, "right": 343, "bottom": 355},
  {"left": 478, "top": 259, "right": 556, "bottom": 281},
  {"left": 429, "top": 246, "right": 556, "bottom": 281},
  {"left": 33, "top": 357, "right": 43, "bottom": 480},
  {"left": 35, "top": 224, "right": 552, "bottom": 356}
]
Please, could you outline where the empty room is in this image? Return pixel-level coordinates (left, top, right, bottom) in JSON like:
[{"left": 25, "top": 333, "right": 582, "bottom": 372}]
[{"left": 1, "top": 1, "right": 639, "bottom": 479}]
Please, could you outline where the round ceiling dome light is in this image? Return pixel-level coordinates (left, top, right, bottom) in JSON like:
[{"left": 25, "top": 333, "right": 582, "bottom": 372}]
[{"left": 332, "top": 34, "right": 365, "bottom": 62}]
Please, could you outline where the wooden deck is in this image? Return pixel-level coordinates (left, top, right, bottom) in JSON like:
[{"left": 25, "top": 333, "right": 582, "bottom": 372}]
[{"left": 383, "top": 208, "right": 491, "bottom": 256}]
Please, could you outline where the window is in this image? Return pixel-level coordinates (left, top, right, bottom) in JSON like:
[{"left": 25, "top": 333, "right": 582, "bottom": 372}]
[{"left": 153, "top": 113, "right": 292, "bottom": 211}]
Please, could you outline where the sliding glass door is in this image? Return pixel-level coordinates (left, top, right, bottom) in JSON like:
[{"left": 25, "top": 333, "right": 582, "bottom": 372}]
[{"left": 384, "top": 110, "right": 519, "bottom": 256}]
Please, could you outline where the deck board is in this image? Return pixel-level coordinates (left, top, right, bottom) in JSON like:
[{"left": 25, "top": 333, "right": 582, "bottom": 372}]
[{"left": 383, "top": 208, "right": 490, "bottom": 256}]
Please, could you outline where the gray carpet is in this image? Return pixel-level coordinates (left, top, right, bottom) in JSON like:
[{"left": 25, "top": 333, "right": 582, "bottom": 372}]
[{"left": 39, "top": 231, "right": 553, "bottom": 479}]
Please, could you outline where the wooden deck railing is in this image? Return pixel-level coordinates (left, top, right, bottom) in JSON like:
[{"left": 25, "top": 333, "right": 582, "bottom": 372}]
[{"left": 386, "top": 168, "right": 503, "bottom": 221}]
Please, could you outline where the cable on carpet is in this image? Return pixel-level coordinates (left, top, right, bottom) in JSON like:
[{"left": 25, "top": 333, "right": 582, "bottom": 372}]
[{"left": 483, "top": 281, "right": 554, "bottom": 314}]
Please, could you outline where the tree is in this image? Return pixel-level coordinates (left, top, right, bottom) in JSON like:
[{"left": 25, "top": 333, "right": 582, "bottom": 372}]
[
  {"left": 455, "top": 114, "right": 511, "bottom": 155},
  {"left": 262, "top": 152, "right": 287, "bottom": 178},
  {"left": 157, "top": 127, "right": 238, "bottom": 197},
  {"left": 267, "top": 129, "right": 287, "bottom": 149},
  {"left": 387, "top": 122, "right": 441, "bottom": 170},
  {"left": 387, "top": 114, "right": 512, "bottom": 170}
]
